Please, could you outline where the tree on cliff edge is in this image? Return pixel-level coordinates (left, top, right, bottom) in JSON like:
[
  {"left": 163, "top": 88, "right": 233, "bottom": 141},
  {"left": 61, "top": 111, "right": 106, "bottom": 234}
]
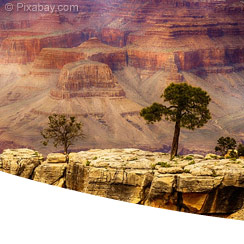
[
  {"left": 41, "top": 114, "right": 85, "bottom": 162},
  {"left": 140, "top": 83, "right": 211, "bottom": 159}
]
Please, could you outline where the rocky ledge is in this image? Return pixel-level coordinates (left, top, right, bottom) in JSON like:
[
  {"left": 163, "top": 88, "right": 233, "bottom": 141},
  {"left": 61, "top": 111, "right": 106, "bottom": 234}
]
[{"left": 1, "top": 148, "right": 244, "bottom": 219}]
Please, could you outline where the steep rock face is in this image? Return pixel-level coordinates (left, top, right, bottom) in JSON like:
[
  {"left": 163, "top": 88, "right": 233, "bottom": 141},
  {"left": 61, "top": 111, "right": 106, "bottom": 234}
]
[
  {"left": 0, "top": 31, "right": 85, "bottom": 64},
  {"left": 2, "top": 148, "right": 244, "bottom": 218},
  {"left": 33, "top": 48, "right": 85, "bottom": 70},
  {"left": 101, "top": 28, "right": 131, "bottom": 47},
  {"left": 51, "top": 60, "right": 126, "bottom": 99},
  {"left": 33, "top": 38, "right": 127, "bottom": 71}
]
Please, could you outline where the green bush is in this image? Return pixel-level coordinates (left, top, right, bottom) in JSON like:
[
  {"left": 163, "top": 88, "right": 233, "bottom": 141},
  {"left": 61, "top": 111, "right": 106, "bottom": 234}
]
[
  {"left": 185, "top": 156, "right": 193, "bottom": 160},
  {"left": 215, "top": 136, "right": 236, "bottom": 156},
  {"left": 188, "top": 160, "right": 195, "bottom": 165},
  {"left": 157, "top": 162, "right": 171, "bottom": 168},
  {"left": 238, "top": 144, "right": 244, "bottom": 157}
]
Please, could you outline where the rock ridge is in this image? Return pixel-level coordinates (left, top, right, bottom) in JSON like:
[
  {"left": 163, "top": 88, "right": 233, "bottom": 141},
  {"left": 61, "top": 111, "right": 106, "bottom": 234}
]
[{"left": 1, "top": 148, "right": 244, "bottom": 218}]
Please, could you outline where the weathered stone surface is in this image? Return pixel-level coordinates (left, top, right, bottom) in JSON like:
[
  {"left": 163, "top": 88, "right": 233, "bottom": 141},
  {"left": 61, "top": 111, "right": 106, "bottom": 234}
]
[
  {"left": 47, "top": 153, "right": 67, "bottom": 163},
  {"left": 176, "top": 175, "right": 223, "bottom": 193},
  {"left": 182, "top": 193, "right": 209, "bottom": 212},
  {"left": 3, "top": 148, "right": 244, "bottom": 218},
  {"left": 228, "top": 206, "right": 244, "bottom": 220},
  {"left": 33, "top": 163, "right": 67, "bottom": 186},
  {"left": 0, "top": 149, "right": 42, "bottom": 178},
  {"left": 67, "top": 149, "right": 154, "bottom": 203}
]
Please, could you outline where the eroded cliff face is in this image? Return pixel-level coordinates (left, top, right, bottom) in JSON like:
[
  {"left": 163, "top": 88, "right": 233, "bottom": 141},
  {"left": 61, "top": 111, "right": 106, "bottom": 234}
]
[
  {"left": 51, "top": 60, "right": 126, "bottom": 99},
  {"left": 0, "top": 0, "right": 244, "bottom": 154},
  {"left": 1, "top": 148, "right": 244, "bottom": 218}
]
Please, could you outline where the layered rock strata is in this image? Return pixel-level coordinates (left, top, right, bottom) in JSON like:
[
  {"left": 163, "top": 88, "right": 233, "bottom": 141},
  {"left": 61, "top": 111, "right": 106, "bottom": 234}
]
[
  {"left": 0, "top": 31, "right": 85, "bottom": 64},
  {"left": 0, "top": 0, "right": 244, "bottom": 154},
  {"left": 1, "top": 148, "right": 244, "bottom": 218},
  {"left": 33, "top": 38, "right": 127, "bottom": 71},
  {"left": 50, "top": 60, "right": 126, "bottom": 99}
]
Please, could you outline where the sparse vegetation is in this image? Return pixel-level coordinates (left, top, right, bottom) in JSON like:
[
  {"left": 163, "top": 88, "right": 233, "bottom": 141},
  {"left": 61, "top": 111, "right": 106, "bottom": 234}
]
[
  {"left": 151, "top": 163, "right": 156, "bottom": 169},
  {"left": 185, "top": 156, "right": 193, "bottom": 160},
  {"left": 157, "top": 161, "right": 172, "bottom": 168},
  {"left": 140, "top": 83, "right": 211, "bottom": 159},
  {"left": 211, "top": 169, "right": 218, "bottom": 177},
  {"left": 41, "top": 114, "right": 85, "bottom": 162},
  {"left": 237, "top": 143, "right": 244, "bottom": 157},
  {"left": 188, "top": 160, "right": 195, "bottom": 165},
  {"left": 86, "top": 160, "right": 91, "bottom": 166},
  {"left": 215, "top": 137, "right": 236, "bottom": 156}
]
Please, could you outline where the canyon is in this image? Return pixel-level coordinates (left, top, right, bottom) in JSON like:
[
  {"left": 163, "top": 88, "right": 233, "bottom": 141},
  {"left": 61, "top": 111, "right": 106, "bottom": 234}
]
[
  {"left": 0, "top": 0, "right": 244, "bottom": 154},
  {"left": 1, "top": 148, "right": 244, "bottom": 219}
]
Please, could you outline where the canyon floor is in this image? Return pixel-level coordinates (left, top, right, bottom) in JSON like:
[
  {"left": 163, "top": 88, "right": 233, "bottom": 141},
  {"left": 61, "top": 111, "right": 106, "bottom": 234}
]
[{"left": 0, "top": 0, "right": 244, "bottom": 154}]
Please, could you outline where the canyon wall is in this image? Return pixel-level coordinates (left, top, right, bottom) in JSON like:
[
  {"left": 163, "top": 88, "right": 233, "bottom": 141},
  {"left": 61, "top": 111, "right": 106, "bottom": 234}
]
[{"left": 0, "top": 0, "right": 244, "bottom": 154}]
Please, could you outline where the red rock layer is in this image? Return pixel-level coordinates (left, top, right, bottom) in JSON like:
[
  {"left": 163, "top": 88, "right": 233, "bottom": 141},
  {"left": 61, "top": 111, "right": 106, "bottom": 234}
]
[
  {"left": 0, "top": 31, "right": 85, "bottom": 64},
  {"left": 33, "top": 38, "right": 127, "bottom": 71},
  {"left": 50, "top": 60, "right": 126, "bottom": 99}
]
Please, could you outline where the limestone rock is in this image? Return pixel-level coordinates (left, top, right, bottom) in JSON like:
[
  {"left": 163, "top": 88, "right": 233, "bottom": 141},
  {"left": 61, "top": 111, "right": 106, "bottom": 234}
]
[
  {"left": 182, "top": 193, "right": 208, "bottom": 212},
  {"left": 47, "top": 153, "right": 67, "bottom": 163},
  {"left": 2, "top": 148, "right": 244, "bottom": 218},
  {"left": 33, "top": 162, "right": 67, "bottom": 185},
  {"left": 228, "top": 207, "right": 244, "bottom": 220},
  {"left": 176, "top": 175, "right": 223, "bottom": 193},
  {"left": 0, "top": 149, "right": 42, "bottom": 178}
]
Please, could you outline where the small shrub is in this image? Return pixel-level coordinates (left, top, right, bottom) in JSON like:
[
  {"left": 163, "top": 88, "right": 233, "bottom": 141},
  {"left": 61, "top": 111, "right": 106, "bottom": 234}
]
[
  {"left": 188, "top": 160, "right": 195, "bottom": 165},
  {"left": 184, "top": 169, "right": 190, "bottom": 173},
  {"left": 151, "top": 164, "right": 156, "bottom": 170},
  {"left": 211, "top": 169, "right": 217, "bottom": 177},
  {"left": 86, "top": 160, "right": 91, "bottom": 166},
  {"left": 238, "top": 144, "right": 244, "bottom": 157},
  {"left": 229, "top": 150, "right": 238, "bottom": 159},
  {"left": 157, "top": 162, "right": 171, "bottom": 168},
  {"left": 210, "top": 155, "right": 218, "bottom": 159},
  {"left": 93, "top": 156, "right": 98, "bottom": 160},
  {"left": 185, "top": 156, "right": 193, "bottom": 160},
  {"left": 215, "top": 136, "right": 236, "bottom": 156}
]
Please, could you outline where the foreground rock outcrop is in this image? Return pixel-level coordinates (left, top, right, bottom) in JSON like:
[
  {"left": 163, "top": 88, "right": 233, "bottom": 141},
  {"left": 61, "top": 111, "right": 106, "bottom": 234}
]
[{"left": 1, "top": 148, "right": 244, "bottom": 219}]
